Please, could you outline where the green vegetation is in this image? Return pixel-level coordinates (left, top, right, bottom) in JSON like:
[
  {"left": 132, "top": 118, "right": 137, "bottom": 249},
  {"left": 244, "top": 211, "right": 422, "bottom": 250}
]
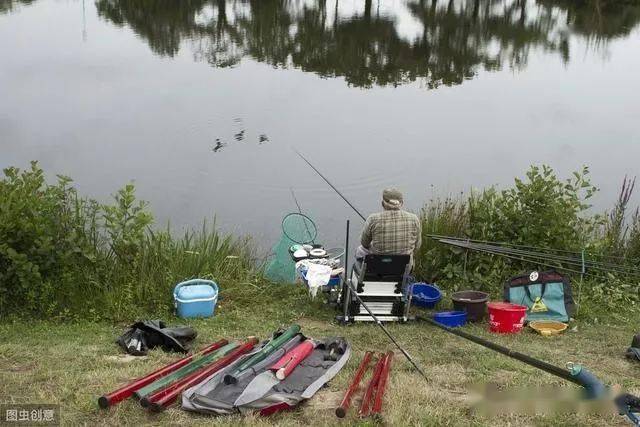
[
  {"left": 2, "top": 162, "right": 639, "bottom": 322},
  {"left": 0, "top": 162, "right": 255, "bottom": 321},
  {"left": 415, "top": 165, "right": 640, "bottom": 321}
]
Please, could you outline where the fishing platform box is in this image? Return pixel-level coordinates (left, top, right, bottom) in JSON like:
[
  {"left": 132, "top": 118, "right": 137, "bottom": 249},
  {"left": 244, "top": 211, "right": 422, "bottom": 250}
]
[{"left": 337, "top": 254, "right": 413, "bottom": 323}]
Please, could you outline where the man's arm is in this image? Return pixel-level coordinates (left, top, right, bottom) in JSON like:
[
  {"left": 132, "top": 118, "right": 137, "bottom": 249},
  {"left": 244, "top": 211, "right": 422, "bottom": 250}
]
[{"left": 361, "top": 216, "right": 373, "bottom": 249}]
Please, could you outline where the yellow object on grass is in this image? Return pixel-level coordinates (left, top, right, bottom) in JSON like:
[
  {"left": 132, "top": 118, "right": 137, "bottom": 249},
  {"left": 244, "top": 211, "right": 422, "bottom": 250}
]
[{"left": 529, "top": 320, "right": 568, "bottom": 337}]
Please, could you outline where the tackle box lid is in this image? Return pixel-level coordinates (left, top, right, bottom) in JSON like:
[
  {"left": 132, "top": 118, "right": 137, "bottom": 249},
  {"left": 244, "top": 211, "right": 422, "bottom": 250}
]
[{"left": 175, "top": 283, "right": 217, "bottom": 302}]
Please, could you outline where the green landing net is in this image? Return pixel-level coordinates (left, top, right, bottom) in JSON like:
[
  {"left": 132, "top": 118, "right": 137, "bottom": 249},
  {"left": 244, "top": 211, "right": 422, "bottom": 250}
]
[{"left": 265, "top": 213, "right": 317, "bottom": 283}]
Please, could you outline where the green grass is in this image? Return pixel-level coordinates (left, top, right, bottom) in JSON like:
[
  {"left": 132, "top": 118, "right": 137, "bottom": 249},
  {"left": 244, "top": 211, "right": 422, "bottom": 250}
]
[{"left": 2, "top": 284, "right": 639, "bottom": 426}]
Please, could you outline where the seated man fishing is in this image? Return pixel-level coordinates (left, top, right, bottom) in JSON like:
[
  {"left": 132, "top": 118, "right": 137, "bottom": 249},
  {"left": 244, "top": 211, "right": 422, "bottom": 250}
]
[{"left": 356, "top": 188, "right": 422, "bottom": 268}]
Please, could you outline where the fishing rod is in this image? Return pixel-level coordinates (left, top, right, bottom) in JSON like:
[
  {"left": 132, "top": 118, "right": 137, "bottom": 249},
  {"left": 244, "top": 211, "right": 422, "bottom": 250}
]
[
  {"left": 447, "top": 239, "right": 640, "bottom": 275},
  {"left": 293, "top": 149, "right": 367, "bottom": 221},
  {"left": 294, "top": 149, "right": 429, "bottom": 382},
  {"left": 292, "top": 151, "right": 640, "bottom": 276},
  {"left": 429, "top": 234, "right": 640, "bottom": 272},
  {"left": 417, "top": 316, "right": 579, "bottom": 383},
  {"left": 434, "top": 237, "right": 640, "bottom": 279},
  {"left": 416, "top": 315, "right": 640, "bottom": 425}
]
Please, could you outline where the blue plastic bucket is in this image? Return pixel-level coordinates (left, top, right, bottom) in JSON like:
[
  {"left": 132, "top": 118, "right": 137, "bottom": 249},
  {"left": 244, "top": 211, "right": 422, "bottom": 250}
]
[
  {"left": 412, "top": 283, "right": 442, "bottom": 309},
  {"left": 434, "top": 311, "right": 467, "bottom": 328}
]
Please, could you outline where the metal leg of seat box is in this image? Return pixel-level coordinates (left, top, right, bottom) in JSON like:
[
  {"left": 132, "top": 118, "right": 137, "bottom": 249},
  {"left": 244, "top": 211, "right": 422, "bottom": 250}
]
[{"left": 402, "top": 264, "right": 412, "bottom": 321}]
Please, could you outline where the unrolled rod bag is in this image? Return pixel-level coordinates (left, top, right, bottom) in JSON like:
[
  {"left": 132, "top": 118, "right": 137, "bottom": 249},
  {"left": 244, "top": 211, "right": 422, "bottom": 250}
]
[{"left": 503, "top": 270, "right": 575, "bottom": 322}]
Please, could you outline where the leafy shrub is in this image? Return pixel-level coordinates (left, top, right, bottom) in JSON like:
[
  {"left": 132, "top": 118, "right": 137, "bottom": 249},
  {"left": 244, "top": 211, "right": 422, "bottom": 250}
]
[
  {"left": 2, "top": 162, "right": 637, "bottom": 321},
  {"left": 628, "top": 209, "right": 640, "bottom": 260},
  {"left": 580, "top": 274, "right": 640, "bottom": 323},
  {"left": 416, "top": 165, "right": 603, "bottom": 293},
  {"left": 468, "top": 165, "right": 598, "bottom": 250},
  {"left": 0, "top": 162, "right": 254, "bottom": 320},
  {"left": 594, "top": 176, "right": 640, "bottom": 262},
  {"left": 0, "top": 162, "right": 99, "bottom": 315}
]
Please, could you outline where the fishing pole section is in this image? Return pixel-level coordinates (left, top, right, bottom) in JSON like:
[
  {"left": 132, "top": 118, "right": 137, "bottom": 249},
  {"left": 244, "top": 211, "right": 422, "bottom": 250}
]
[{"left": 417, "top": 315, "right": 640, "bottom": 425}]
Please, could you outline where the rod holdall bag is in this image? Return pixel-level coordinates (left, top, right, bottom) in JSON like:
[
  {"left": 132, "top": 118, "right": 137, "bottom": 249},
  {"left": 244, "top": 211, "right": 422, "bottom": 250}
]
[{"left": 503, "top": 270, "right": 574, "bottom": 323}]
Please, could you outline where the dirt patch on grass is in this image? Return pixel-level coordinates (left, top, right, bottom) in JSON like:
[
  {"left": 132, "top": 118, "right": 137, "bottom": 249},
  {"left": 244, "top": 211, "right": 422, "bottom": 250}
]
[{"left": 1, "top": 362, "right": 37, "bottom": 373}]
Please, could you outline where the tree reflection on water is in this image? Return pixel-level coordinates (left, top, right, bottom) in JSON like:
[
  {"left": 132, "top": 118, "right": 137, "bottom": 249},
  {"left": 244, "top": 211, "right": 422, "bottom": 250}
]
[{"left": 5, "top": 0, "right": 640, "bottom": 89}]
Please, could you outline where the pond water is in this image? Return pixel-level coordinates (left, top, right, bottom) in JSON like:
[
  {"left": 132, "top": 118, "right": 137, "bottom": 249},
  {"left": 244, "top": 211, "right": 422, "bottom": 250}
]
[{"left": 2, "top": 0, "right": 639, "bottom": 249}]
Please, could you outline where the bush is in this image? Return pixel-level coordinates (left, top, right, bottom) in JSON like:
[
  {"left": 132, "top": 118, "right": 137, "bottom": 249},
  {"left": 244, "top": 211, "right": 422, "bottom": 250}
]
[
  {"left": 468, "top": 165, "right": 598, "bottom": 249},
  {"left": 0, "top": 162, "right": 255, "bottom": 320},
  {"left": 416, "top": 165, "right": 602, "bottom": 292},
  {"left": 0, "top": 162, "right": 99, "bottom": 315}
]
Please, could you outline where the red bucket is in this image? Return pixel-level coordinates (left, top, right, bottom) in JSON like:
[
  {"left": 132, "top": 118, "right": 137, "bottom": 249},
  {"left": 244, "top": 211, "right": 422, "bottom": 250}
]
[{"left": 488, "top": 302, "right": 527, "bottom": 333}]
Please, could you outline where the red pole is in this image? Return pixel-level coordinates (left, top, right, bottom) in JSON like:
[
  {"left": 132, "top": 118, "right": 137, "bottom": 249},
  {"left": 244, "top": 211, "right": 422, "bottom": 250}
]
[
  {"left": 271, "top": 339, "right": 316, "bottom": 380},
  {"left": 98, "top": 339, "right": 228, "bottom": 408},
  {"left": 371, "top": 351, "right": 393, "bottom": 416},
  {"left": 358, "top": 354, "right": 385, "bottom": 418},
  {"left": 335, "top": 351, "right": 373, "bottom": 418},
  {"left": 146, "top": 337, "right": 259, "bottom": 412}
]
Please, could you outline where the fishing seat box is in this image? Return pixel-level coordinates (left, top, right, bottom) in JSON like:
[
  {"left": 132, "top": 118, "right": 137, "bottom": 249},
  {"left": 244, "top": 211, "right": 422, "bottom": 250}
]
[
  {"left": 340, "top": 254, "right": 412, "bottom": 322},
  {"left": 173, "top": 279, "right": 219, "bottom": 318}
]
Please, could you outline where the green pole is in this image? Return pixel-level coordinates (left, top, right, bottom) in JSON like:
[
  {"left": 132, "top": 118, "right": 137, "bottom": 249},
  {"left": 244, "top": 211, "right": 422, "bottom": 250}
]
[
  {"left": 228, "top": 325, "right": 301, "bottom": 380},
  {"left": 134, "top": 342, "right": 239, "bottom": 399}
]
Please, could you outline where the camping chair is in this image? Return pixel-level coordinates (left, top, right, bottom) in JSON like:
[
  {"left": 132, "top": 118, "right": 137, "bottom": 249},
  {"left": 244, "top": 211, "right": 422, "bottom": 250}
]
[{"left": 340, "top": 254, "right": 412, "bottom": 322}]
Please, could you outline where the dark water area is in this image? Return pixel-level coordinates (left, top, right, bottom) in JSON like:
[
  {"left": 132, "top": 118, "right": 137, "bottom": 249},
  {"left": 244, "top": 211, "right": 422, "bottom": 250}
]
[{"left": 1, "top": 0, "right": 639, "bottom": 250}]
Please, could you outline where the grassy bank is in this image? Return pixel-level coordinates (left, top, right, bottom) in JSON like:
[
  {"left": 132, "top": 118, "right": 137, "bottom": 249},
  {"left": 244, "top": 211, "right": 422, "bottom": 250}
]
[{"left": 2, "top": 302, "right": 639, "bottom": 426}]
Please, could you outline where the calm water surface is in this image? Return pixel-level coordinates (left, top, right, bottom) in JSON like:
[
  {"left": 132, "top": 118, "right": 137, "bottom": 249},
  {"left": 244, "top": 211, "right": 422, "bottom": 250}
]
[{"left": 2, "top": 0, "right": 639, "bottom": 248}]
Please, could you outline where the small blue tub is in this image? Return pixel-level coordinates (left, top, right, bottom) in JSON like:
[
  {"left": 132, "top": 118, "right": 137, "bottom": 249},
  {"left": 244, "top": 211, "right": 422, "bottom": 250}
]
[
  {"left": 412, "top": 283, "right": 442, "bottom": 309},
  {"left": 327, "top": 275, "right": 341, "bottom": 287},
  {"left": 174, "top": 279, "right": 219, "bottom": 318},
  {"left": 434, "top": 311, "right": 467, "bottom": 328}
]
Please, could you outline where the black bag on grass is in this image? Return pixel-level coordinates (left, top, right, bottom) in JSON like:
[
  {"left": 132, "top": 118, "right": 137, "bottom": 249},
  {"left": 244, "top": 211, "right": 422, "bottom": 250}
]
[
  {"left": 503, "top": 270, "right": 575, "bottom": 323},
  {"left": 117, "top": 320, "right": 197, "bottom": 356},
  {"left": 626, "top": 333, "right": 640, "bottom": 362}
]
